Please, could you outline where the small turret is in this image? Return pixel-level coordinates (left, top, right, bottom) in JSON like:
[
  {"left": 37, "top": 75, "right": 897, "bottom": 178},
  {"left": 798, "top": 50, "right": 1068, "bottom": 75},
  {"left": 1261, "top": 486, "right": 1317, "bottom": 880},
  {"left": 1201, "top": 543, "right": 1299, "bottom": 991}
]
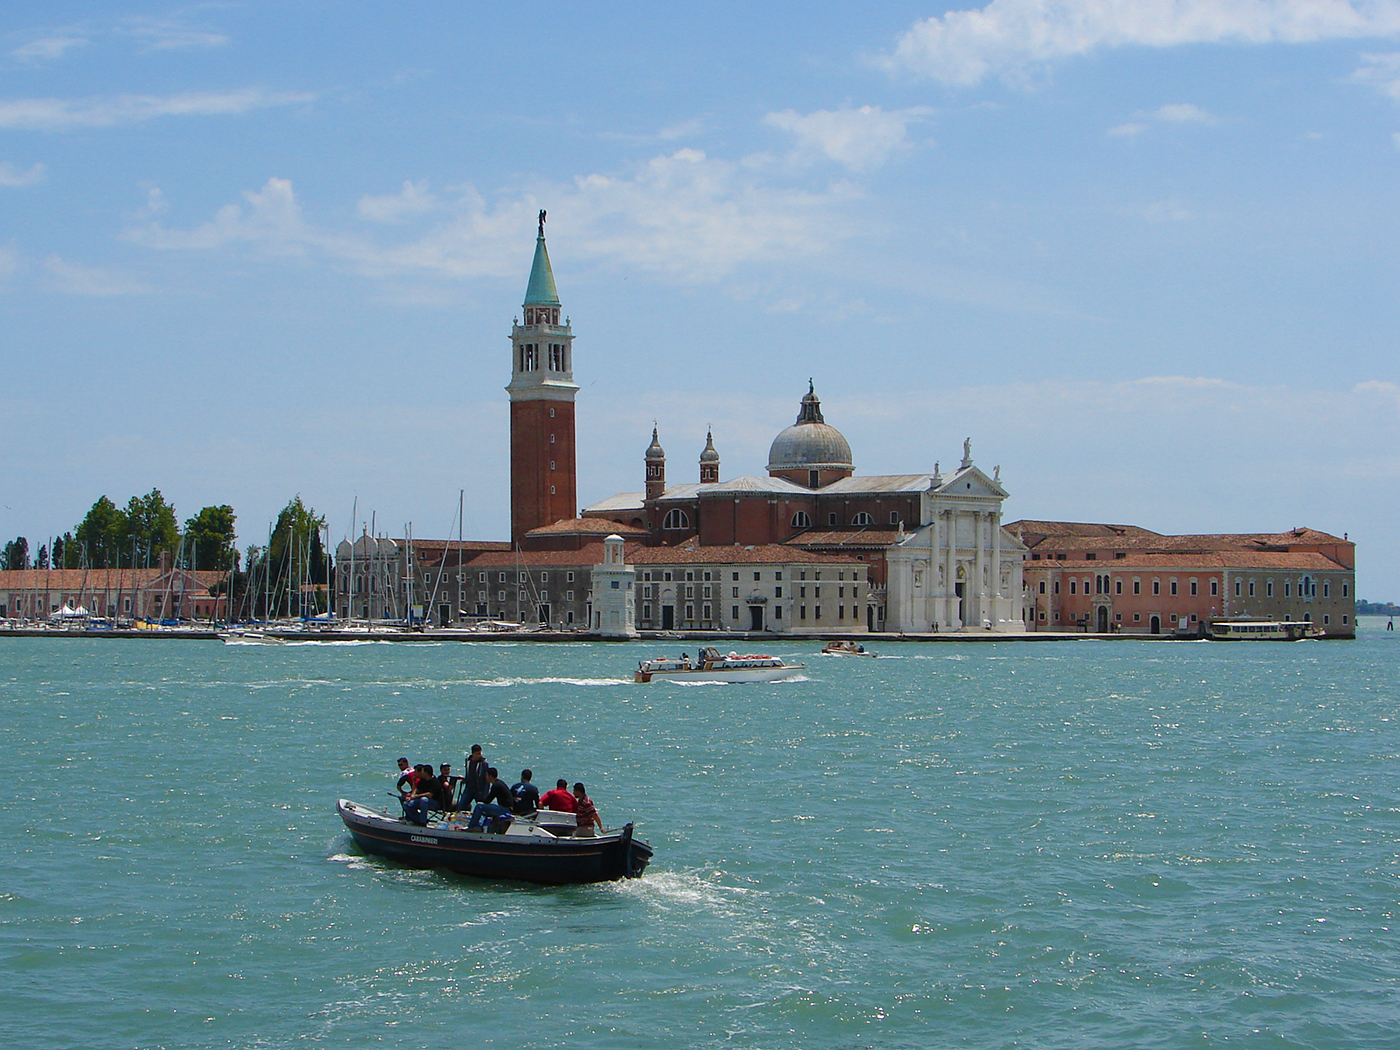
[
  {"left": 645, "top": 426, "right": 666, "bottom": 501},
  {"left": 699, "top": 429, "right": 720, "bottom": 484}
]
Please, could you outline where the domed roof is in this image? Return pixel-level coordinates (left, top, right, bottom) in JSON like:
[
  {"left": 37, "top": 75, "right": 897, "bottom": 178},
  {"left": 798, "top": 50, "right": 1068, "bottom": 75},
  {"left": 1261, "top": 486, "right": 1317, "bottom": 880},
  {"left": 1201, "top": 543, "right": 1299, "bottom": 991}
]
[
  {"left": 699, "top": 430, "right": 720, "bottom": 464},
  {"left": 766, "top": 383, "right": 853, "bottom": 473}
]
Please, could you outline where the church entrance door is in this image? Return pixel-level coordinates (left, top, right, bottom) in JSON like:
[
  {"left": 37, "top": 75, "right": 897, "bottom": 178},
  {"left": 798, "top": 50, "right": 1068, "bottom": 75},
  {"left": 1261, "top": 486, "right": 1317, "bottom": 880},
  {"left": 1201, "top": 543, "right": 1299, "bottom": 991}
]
[
  {"left": 749, "top": 606, "right": 764, "bottom": 631},
  {"left": 1097, "top": 606, "right": 1108, "bottom": 633},
  {"left": 955, "top": 582, "right": 965, "bottom": 626},
  {"left": 662, "top": 605, "right": 674, "bottom": 630}
]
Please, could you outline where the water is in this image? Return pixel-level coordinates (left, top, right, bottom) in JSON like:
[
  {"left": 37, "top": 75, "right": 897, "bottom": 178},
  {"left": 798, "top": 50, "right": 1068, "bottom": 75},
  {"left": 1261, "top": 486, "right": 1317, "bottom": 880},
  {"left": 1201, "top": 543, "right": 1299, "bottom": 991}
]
[{"left": 2, "top": 623, "right": 1398, "bottom": 1049}]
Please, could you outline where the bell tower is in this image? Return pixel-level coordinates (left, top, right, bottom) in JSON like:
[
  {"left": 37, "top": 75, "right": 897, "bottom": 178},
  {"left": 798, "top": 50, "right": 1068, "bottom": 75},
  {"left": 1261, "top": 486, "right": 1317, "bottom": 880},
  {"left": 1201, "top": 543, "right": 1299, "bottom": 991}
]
[{"left": 508, "top": 211, "right": 578, "bottom": 545}]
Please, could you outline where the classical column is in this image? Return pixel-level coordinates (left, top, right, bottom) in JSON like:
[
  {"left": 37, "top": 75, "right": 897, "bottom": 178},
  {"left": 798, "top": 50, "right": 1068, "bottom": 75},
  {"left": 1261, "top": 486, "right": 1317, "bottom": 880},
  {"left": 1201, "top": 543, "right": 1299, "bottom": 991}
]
[
  {"left": 928, "top": 509, "right": 939, "bottom": 631},
  {"left": 945, "top": 510, "right": 957, "bottom": 627},
  {"left": 991, "top": 509, "right": 1002, "bottom": 627},
  {"left": 974, "top": 511, "right": 986, "bottom": 627}
]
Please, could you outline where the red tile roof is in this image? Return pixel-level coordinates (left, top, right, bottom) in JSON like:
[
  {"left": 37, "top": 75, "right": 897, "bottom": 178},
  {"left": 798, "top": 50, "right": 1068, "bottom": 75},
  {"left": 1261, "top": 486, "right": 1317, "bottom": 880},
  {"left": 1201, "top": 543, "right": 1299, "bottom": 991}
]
[
  {"left": 1025, "top": 551, "right": 1347, "bottom": 571},
  {"left": 525, "top": 518, "right": 647, "bottom": 537},
  {"left": 631, "top": 542, "right": 862, "bottom": 566}
]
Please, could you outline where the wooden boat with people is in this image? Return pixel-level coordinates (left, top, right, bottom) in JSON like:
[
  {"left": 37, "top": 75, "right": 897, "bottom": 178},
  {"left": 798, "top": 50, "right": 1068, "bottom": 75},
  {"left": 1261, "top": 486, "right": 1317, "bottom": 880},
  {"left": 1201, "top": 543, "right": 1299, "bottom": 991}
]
[
  {"left": 633, "top": 645, "right": 804, "bottom": 684},
  {"left": 336, "top": 798, "right": 652, "bottom": 884},
  {"left": 821, "top": 640, "right": 876, "bottom": 657}
]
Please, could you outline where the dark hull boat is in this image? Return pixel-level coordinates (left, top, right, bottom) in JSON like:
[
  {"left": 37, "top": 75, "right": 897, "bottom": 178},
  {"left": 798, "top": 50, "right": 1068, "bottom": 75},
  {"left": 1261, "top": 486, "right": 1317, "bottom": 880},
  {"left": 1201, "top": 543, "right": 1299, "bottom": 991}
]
[{"left": 337, "top": 799, "right": 653, "bottom": 885}]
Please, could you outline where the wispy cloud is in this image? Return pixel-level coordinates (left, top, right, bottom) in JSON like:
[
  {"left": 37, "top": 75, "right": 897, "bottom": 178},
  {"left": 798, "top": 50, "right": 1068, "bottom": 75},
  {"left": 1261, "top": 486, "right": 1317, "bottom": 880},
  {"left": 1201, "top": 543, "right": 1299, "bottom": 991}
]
[
  {"left": 881, "top": 0, "right": 1400, "bottom": 86},
  {"left": 118, "top": 17, "right": 229, "bottom": 51},
  {"left": 41, "top": 255, "right": 151, "bottom": 296},
  {"left": 10, "top": 35, "right": 88, "bottom": 63},
  {"left": 0, "top": 88, "right": 314, "bottom": 131},
  {"left": 357, "top": 180, "right": 438, "bottom": 223},
  {"left": 1109, "top": 102, "right": 1216, "bottom": 136},
  {"left": 1352, "top": 50, "right": 1400, "bottom": 98},
  {"left": 763, "top": 104, "right": 932, "bottom": 171},
  {"left": 128, "top": 148, "right": 863, "bottom": 285},
  {"left": 0, "top": 161, "right": 46, "bottom": 187}
]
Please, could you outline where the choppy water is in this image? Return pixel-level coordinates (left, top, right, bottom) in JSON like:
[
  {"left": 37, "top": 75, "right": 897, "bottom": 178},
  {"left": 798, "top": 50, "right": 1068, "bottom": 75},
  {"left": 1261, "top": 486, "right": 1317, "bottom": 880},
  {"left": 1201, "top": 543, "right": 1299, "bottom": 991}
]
[{"left": 2, "top": 622, "right": 1398, "bottom": 1049}]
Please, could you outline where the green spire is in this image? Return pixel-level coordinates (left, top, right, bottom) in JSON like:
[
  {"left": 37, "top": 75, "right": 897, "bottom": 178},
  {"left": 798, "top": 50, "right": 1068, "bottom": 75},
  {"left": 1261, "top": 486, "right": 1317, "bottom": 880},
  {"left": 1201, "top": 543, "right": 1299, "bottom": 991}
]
[{"left": 524, "top": 210, "right": 560, "bottom": 306}]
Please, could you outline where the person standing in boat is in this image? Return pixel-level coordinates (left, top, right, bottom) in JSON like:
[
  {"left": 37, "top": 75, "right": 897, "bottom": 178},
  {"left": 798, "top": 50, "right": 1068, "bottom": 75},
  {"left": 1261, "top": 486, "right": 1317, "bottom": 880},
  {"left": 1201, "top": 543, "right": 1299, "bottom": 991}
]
[
  {"left": 573, "top": 782, "right": 602, "bottom": 837},
  {"left": 463, "top": 744, "right": 490, "bottom": 804},
  {"left": 511, "top": 768, "right": 541, "bottom": 814},
  {"left": 540, "top": 778, "right": 577, "bottom": 813},
  {"left": 394, "top": 757, "right": 413, "bottom": 793}
]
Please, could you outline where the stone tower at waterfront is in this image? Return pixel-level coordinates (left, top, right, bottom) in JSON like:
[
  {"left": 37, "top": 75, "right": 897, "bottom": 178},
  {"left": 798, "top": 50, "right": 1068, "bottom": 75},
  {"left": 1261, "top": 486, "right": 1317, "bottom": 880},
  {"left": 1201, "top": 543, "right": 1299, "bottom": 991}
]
[{"left": 507, "top": 211, "right": 578, "bottom": 545}]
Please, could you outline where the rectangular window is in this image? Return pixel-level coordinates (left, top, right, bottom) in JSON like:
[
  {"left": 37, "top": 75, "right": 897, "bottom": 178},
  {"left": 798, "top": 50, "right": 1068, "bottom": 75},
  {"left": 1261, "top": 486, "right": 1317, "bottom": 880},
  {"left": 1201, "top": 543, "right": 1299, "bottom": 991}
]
[
  {"left": 890, "top": 512, "right": 899, "bottom": 525},
  {"left": 1054, "top": 581, "right": 1060, "bottom": 594},
  {"left": 829, "top": 513, "right": 837, "bottom": 526},
  {"left": 1284, "top": 581, "right": 1291, "bottom": 597},
  {"left": 478, "top": 572, "right": 486, "bottom": 583},
  {"left": 1086, "top": 552, "right": 1097, "bottom": 561},
  {"left": 1070, "top": 580, "right": 1076, "bottom": 594},
  {"left": 800, "top": 585, "right": 807, "bottom": 598},
  {"left": 1170, "top": 580, "right": 1178, "bottom": 596},
  {"left": 774, "top": 607, "right": 782, "bottom": 620},
  {"left": 703, "top": 585, "right": 712, "bottom": 599},
  {"left": 1324, "top": 614, "right": 1330, "bottom": 624},
  {"left": 1190, "top": 579, "right": 1198, "bottom": 596},
  {"left": 1133, "top": 613, "right": 1140, "bottom": 622},
  {"left": 685, "top": 585, "right": 693, "bottom": 598},
  {"left": 1343, "top": 583, "right": 1349, "bottom": 597},
  {"left": 610, "top": 581, "right": 619, "bottom": 590},
  {"left": 685, "top": 604, "right": 693, "bottom": 619},
  {"left": 753, "top": 572, "right": 761, "bottom": 582},
  {"left": 775, "top": 571, "right": 783, "bottom": 581},
  {"left": 1153, "top": 580, "right": 1160, "bottom": 596},
  {"left": 498, "top": 590, "right": 506, "bottom": 601},
  {"left": 1323, "top": 582, "right": 1330, "bottom": 598},
  {"left": 1234, "top": 579, "right": 1241, "bottom": 596},
  {"left": 703, "top": 571, "right": 712, "bottom": 582},
  {"left": 800, "top": 605, "right": 807, "bottom": 620},
  {"left": 1249, "top": 581, "right": 1255, "bottom": 597},
  {"left": 732, "top": 572, "right": 739, "bottom": 581},
  {"left": 643, "top": 604, "right": 651, "bottom": 620},
  {"left": 815, "top": 586, "right": 821, "bottom": 599},
  {"left": 732, "top": 605, "right": 739, "bottom": 620},
  {"left": 732, "top": 587, "right": 739, "bottom": 599},
  {"left": 1115, "top": 579, "right": 1122, "bottom": 595},
  {"left": 775, "top": 587, "right": 782, "bottom": 599},
  {"left": 541, "top": 572, "right": 548, "bottom": 583},
  {"left": 838, "top": 605, "right": 844, "bottom": 620},
  {"left": 815, "top": 606, "right": 822, "bottom": 619},
  {"left": 1210, "top": 579, "right": 1218, "bottom": 596},
  {"left": 1134, "top": 579, "right": 1141, "bottom": 595},
  {"left": 1039, "top": 581, "right": 1046, "bottom": 594},
  {"left": 703, "top": 604, "right": 712, "bottom": 620},
  {"left": 643, "top": 572, "right": 651, "bottom": 582},
  {"left": 1267, "top": 581, "right": 1274, "bottom": 598},
  {"left": 567, "top": 591, "right": 574, "bottom": 601},
  {"left": 1343, "top": 615, "right": 1349, "bottom": 624},
  {"left": 499, "top": 573, "right": 506, "bottom": 583},
  {"left": 838, "top": 586, "right": 845, "bottom": 598},
  {"left": 685, "top": 572, "right": 694, "bottom": 582}
]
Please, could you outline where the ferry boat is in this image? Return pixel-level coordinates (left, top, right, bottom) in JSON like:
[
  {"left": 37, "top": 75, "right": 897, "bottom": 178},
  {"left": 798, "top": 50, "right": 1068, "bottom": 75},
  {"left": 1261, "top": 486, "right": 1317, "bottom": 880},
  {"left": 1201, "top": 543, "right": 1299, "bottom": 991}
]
[
  {"left": 821, "top": 640, "right": 876, "bottom": 657},
  {"left": 634, "top": 646, "right": 804, "bottom": 683},
  {"left": 1207, "top": 620, "right": 1323, "bottom": 641},
  {"left": 337, "top": 799, "right": 652, "bottom": 884}
]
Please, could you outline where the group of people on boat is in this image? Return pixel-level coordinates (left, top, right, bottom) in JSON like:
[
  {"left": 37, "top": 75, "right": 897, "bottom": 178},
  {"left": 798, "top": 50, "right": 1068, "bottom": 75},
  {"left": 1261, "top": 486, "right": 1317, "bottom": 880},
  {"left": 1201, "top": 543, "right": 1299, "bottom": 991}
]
[{"left": 394, "top": 744, "right": 602, "bottom": 835}]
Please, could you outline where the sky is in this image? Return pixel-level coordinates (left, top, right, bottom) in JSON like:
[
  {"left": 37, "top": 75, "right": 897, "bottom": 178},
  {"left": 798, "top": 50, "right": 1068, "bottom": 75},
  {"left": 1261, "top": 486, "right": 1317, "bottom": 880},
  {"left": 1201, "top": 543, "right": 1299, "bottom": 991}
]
[{"left": 1, "top": 1, "right": 1398, "bottom": 598}]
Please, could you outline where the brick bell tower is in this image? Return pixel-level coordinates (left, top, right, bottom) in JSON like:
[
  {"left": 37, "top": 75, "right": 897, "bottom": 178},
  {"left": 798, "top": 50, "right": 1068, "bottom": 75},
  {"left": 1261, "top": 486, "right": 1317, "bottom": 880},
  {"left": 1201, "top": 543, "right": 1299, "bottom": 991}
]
[{"left": 508, "top": 210, "right": 578, "bottom": 546}]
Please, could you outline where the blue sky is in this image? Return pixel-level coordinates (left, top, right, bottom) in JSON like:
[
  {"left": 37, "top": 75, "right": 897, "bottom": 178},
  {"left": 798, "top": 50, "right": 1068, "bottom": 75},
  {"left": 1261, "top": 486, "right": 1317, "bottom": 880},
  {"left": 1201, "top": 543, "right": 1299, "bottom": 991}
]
[{"left": 2, "top": 1, "right": 1398, "bottom": 597}]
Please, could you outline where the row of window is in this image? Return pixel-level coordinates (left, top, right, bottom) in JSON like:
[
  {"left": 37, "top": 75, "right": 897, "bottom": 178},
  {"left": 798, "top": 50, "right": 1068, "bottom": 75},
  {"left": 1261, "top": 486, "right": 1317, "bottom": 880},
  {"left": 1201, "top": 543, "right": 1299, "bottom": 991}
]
[
  {"left": 516, "top": 341, "right": 569, "bottom": 373},
  {"left": 660, "top": 509, "right": 906, "bottom": 530},
  {"left": 640, "top": 569, "right": 855, "bottom": 582},
  {"left": 1041, "top": 574, "right": 1347, "bottom": 599},
  {"left": 639, "top": 583, "right": 860, "bottom": 601},
  {"left": 639, "top": 603, "right": 859, "bottom": 624}
]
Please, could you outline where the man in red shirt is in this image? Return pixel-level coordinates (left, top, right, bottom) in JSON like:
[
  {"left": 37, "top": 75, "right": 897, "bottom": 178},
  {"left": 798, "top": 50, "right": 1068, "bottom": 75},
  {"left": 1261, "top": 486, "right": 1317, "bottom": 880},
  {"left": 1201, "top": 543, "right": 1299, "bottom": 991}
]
[{"left": 540, "top": 778, "right": 576, "bottom": 812}]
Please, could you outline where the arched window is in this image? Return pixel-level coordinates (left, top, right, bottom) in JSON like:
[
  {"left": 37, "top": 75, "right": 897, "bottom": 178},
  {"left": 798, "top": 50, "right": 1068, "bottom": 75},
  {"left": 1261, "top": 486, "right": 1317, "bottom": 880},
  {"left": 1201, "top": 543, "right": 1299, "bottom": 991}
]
[
  {"left": 850, "top": 512, "right": 873, "bottom": 526},
  {"left": 791, "top": 511, "right": 811, "bottom": 529},
  {"left": 662, "top": 509, "right": 690, "bottom": 530}
]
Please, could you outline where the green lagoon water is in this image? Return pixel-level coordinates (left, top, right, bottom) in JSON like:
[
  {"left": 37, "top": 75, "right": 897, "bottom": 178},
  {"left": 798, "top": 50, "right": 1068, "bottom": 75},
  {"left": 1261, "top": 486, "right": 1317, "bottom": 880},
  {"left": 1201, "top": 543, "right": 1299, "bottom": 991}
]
[{"left": 2, "top": 622, "right": 1398, "bottom": 1049}]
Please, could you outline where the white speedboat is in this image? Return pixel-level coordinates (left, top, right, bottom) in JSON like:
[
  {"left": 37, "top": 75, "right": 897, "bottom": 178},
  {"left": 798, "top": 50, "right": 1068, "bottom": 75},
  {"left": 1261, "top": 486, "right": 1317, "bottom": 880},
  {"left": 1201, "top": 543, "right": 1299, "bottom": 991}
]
[
  {"left": 821, "top": 640, "right": 875, "bottom": 657},
  {"left": 634, "top": 646, "right": 804, "bottom": 683},
  {"left": 1208, "top": 620, "right": 1323, "bottom": 641},
  {"left": 220, "top": 628, "right": 286, "bottom": 645}
]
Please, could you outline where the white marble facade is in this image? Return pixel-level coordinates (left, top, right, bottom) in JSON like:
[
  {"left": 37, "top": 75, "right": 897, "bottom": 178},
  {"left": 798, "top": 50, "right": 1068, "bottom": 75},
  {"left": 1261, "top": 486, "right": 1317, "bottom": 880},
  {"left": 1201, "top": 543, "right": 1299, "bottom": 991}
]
[
  {"left": 591, "top": 534, "right": 638, "bottom": 638},
  {"left": 884, "top": 451, "right": 1027, "bottom": 633}
]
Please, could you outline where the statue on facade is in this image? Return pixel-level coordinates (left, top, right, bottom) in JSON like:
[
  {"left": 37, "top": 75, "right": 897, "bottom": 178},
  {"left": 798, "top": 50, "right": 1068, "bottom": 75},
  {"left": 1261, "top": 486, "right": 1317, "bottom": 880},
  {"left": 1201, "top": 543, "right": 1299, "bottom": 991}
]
[{"left": 961, "top": 437, "right": 973, "bottom": 468}]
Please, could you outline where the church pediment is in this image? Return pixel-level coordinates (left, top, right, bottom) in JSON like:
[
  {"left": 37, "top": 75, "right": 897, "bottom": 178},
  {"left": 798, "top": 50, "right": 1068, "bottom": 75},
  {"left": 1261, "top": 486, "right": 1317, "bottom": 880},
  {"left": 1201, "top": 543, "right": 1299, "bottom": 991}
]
[{"left": 934, "top": 465, "right": 1007, "bottom": 499}]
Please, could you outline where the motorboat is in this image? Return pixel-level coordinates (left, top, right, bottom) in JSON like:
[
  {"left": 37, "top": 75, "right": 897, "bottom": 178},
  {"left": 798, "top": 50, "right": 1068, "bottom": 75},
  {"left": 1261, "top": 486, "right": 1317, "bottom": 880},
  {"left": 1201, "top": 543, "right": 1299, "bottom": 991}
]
[
  {"left": 336, "top": 799, "right": 652, "bottom": 884},
  {"left": 1207, "top": 620, "right": 1324, "bottom": 641},
  {"left": 634, "top": 646, "right": 804, "bottom": 683},
  {"left": 821, "top": 640, "right": 875, "bottom": 657},
  {"left": 220, "top": 628, "right": 285, "bottom": 644}
]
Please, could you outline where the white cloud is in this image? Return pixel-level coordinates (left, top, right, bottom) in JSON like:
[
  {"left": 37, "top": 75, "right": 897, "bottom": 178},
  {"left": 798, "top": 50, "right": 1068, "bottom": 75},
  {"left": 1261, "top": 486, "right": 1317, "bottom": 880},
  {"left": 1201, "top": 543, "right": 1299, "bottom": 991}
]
[
  {"left": 41, "top": 256, "right": 151, "bottom": 296},
  {"left": 1141, "top": 197, "right": 1195, "bottom": 221},
  {"left": 763, "top": 105, "right": 932, "bottom": 171},
  {"left": 882, "top": 0, "right": 1400, "bottom": 86},
  {"left": 10, "top": 35, "right": 89, "bottom": 63},
  {"left": 1352, "top": 50, "right": 1400, "bottom": 97},
  {"left": 1108, "top": 103, "right": 1216, "bottom": 137},
  {"left": 129, "top": 149, "right": 862, "bottom": 285},
  {"left": 0, "top": 161, "right": 45, "bottom": 187},
  {"left": 1154, "top": 102, "right": 1216, "bottom": 122},
  {"left": 0, "top": 88, "right": 314, "bottom": 131},
  {"left": 357, "top": 181, "right": 439, "bottom": 223},
  {"left": 119, "top": 18, "right": 229, "bottom": 51}
]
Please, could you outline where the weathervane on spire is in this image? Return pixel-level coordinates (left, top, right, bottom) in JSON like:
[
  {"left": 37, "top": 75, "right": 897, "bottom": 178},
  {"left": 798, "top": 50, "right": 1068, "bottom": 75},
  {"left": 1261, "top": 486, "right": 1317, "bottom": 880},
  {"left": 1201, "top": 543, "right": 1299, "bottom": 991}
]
[{"left": 538, "top": 209, "right": 547, "bottom": 236}]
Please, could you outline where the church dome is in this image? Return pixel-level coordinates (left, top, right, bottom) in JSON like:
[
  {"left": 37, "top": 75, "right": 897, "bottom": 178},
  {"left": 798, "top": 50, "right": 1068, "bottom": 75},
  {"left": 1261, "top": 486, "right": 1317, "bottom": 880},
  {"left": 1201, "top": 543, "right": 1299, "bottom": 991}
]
[{"left": 766, "top": 383, "right": 853, "bottom": 473}]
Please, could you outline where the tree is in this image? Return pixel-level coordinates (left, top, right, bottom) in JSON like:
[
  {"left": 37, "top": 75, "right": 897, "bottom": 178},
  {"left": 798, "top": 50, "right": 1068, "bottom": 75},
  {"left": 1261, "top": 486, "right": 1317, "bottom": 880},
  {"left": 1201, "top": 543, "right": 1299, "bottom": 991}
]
[
  {"left": 57, "top": 532, "right": 79, "bottom": 569},
  {"left": 123, "top": 489, "right": 179, "bottom": 566},
  {"left": 268, "top": 496, "right": 327, "bottom": 617},
  {"left": 75, "top": 497, "right": 128, "bottom": 568},
  {"left": 183, "top": 505, "right": 238, "bottom": 572},
  {"left": 3, "top": 537, "right": 29, "bottom": 571},
  {"left": 36, "top": 544, "right": 48, "bottom": 569}
]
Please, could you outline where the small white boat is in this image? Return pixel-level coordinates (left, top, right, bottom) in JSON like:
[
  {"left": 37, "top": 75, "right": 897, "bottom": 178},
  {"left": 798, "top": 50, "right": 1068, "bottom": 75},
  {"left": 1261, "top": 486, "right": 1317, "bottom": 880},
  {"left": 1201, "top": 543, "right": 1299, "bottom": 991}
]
[
  {"left": 220, "top": 628, "right": 286, "bottom": 645},
  {"left": 634, "top": 646, "right": 804, "bottom": 683},
  {"left": 821, "top": 640, "right": 875, "bottom": 657}
]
